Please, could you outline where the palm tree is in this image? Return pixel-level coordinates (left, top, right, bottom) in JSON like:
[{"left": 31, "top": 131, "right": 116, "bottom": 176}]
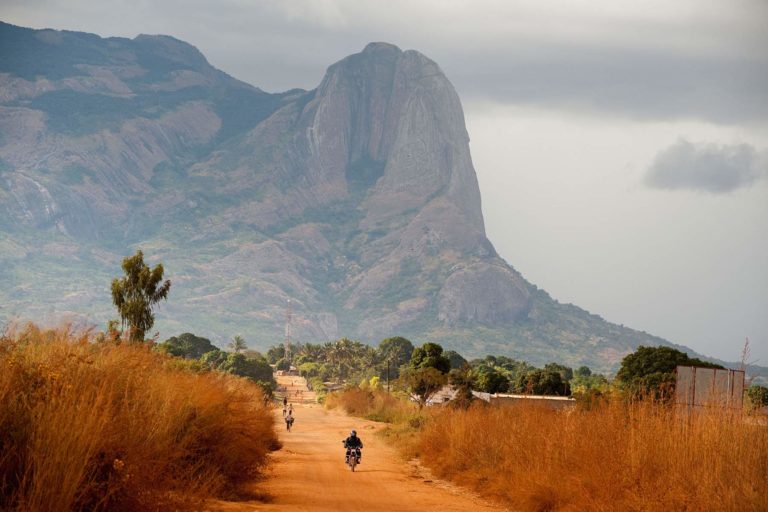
[{"left": 229, "top": 335, "right": 247, "bottom": 353}]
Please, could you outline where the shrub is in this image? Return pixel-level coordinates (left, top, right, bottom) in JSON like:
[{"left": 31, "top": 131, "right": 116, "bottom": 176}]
[
  {"left": 746, "top": 384, "right": 768, "bottom": 411},
  {"left": 325, "top": 387, "right": 418, "bottom": 424},
  {"left": 157, "top": 332, "right": 216, "bottom": 359}
]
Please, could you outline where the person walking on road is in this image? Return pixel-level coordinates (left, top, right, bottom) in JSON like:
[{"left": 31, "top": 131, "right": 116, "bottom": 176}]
[{"left": 285, "top": 410, "right": 295, "bottom": 431}]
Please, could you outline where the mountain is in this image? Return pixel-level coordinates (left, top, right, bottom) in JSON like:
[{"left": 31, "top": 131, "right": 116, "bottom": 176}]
[{"left": 0, "top": 22, "right": 753, "bottom": 375}]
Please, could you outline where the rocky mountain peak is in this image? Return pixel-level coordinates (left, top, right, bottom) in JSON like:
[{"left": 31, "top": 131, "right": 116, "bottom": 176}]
[
  {"left": 307, "top": 43, "right": 484, "bottom": 232},
  {"left": 0, "top": 25, "right": 716, "bottom": 374},
  {"left": 132, "top": 33, "right": 210, "bottom": 66}
]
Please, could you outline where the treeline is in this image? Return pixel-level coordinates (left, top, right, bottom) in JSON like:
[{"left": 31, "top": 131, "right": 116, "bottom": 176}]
[
  {"left": 264, "top": 336, "right": 768, "bottom": 408},
  {"left": 263, "top": 336, "right": 604, "bottom": 403},
  {"left": 156, "top": 332, "right": 276, "bottom": 393}
]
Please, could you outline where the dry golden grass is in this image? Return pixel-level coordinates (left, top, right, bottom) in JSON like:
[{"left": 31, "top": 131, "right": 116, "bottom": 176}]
[
  {"left": 0, "top": 323, "right": 278, "bottom": 512},
  {"left": 325, "top": 387, "right": 419, "bottom": 424},
  {"left": 419, "top": 399, "right": 768, "bottom": 512},
  {"left": 327, "top": 384, "right": 768, "bottom": 510}
]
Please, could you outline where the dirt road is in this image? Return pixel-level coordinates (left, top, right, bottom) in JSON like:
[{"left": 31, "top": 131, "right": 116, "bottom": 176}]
[{"left": 209, "top": 375, "right": 501, "bottom": 512}]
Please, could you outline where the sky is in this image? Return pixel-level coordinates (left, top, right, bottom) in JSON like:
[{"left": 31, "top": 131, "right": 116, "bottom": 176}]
[{"left": 2, "top": 0, "right": 767, "bottom": 363}]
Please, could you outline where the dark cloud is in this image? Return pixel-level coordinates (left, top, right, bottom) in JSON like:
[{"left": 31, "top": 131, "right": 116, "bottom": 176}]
[
  {"left": 2, "top": 0, "right": 767, "bottom": 124},
  {"left": 445, "top": 46, "right": 768, "bottom": 125},
  {"left": 645, "top": 139, "right": 767, "bottom": 193}
]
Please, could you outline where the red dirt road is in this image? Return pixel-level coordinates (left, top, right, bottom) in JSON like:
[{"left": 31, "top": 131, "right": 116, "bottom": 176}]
[{"left": 209, "top": 376, "right": 501, "bottom": 512}]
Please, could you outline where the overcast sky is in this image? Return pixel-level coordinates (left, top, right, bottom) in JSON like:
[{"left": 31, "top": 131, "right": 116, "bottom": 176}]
[{"left": 3, "top": 0, "right": 767, "bottom": 363}]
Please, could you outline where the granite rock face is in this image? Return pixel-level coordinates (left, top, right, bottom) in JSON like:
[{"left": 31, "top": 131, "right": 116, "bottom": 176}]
[{"left": 0, "top": 23, "right": 687, "bottom": 372}]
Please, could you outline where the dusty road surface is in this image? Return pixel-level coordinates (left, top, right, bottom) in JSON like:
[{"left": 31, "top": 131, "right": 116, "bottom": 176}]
[{"left": 209, "top": 375, "right": 501, "bottom": 512}]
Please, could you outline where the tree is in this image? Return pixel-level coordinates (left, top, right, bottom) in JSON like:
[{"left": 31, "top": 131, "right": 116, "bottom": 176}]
[
  {"left": 378, "top": 336, "right": 414, "bottom": 368},
  {"left": 403, "top": 343, "right": 451, "bottom": 407},
  {"left": 448, "top": 366, "right": 475, "bottom": 408},
  {"left": 544, "top": 363, "right": 574, "bottom": 382},
  {"left": 298, "top": 362, "right": 325, "bottom": 379},
  {"left": 221, "top": 352, "right": 275, "bottom": 385},
  {"left": 266, "top": 345, "right": 287, "bottom": 364},
  {"left": 377, "top": 336, "right": 414, "bottom": 384},
  {"left": 229, "top": 335, "right": 247, "bottom": 353},
  {"left": 616, "top": 345, "right": 724, "bottom": 398},
  {"left": 403, "top": 366, "right": 448, "bottom": 408},
  {"left": 514, "top": 369, "right": 570, "bottom": 396},
  {"left": 495, "top": 357, "right": 536, "bottom": 383},
  {"left": 409, "top": 342, "right": 450, "bottom": 374},
  {"left": 242, "top": 349, "right": 266, "bottom": 360},
  {"left": 575, "top": 366, "right": 592, "bottom": 378},
  {"left": 111, "top": 250, "right": 171, "bottom": 342},
  {"left": 275, "top": 358, "right": 291, "bottom": 371},
  {"left": 297, "top": 343, "right": 326, "bottom": 363},
  {"left": 159, "top": 333, "right": 216, "bottom": 359},
  {"left": 471, "top": 365, "right": 510, "bottom": 393},
  {"left": 199, "top": 349, "right": 228, "bottom": 370},
  {"left": 571, "top": 372, "right": 609, "bottom": 393},
  {"left": 444, "top": 350, "right": 468, "bottom": 370},
  {"left": 325, "top": 338, "right": 373, "bottom": 382}
]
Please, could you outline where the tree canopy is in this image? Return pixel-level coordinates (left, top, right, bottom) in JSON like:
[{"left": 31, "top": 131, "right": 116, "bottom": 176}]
[
  {"left": 198, "top": 349, "right": 275, "bottom": 390},
  {"left": 403, "top": 366, "right": 448, "bottom": 408},
  {"left": 444, "top": 350, "right": 468, "bottom": 370},
  {"left": 159, "top": 332, "right": 216, "bottom": 359},
  {"left": 378, "top": 336, "right": 414, "bottom": 368},
  {"left": 544, "top": 362, "right": 574, "bottom": 382},
  {"left": 514, "top": 369, "right": 570, "bottom": 396},
  {"left": 471, "top": 365, "right": 510, "bottom": 393},
  {"left": 228, "top": 335, "right": 247, "bottom": 353},
  {"left": 409, "top": 342, "right": 451, "bottom": 374},
  {"left": 110, "top": 250, "right": 171, "bottom": 342},
  {"left": 616, "top": 345, "right": 724, "bottom": 397}
]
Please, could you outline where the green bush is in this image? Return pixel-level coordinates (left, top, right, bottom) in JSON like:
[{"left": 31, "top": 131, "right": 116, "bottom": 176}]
[
  {"left": 158, "top": 332, "right": 217, "bottom": 359},
  {"left": 746, "top": 385, "right": 768, "bottom": 411}
]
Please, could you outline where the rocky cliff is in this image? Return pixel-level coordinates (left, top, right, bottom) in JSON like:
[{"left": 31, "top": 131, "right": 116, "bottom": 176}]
[{"left": 0, "top": 22, "right": 693, "bottom": 372}]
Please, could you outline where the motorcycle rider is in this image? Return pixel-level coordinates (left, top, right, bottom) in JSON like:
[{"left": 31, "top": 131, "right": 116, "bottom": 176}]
[{"left": 343, "top": 430, "right": 363, "bottom": 464}]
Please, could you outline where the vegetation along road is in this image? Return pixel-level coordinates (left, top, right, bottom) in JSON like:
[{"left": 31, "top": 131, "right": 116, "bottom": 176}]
[{"left": 209, "top": 375, "right": 502, "bottom": 512}]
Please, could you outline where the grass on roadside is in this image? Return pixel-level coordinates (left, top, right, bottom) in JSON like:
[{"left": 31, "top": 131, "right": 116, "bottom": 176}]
[
  {"left": 0, "top": 323, "right": 279, "bottom": 512},
  {"left": 327, "top": 385, "right": 768, "bottom": 512}
]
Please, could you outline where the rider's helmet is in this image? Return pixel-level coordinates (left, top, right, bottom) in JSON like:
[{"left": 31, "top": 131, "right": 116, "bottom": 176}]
[{"left": 350, "top": 430, "right": 357, "bottom": 437}]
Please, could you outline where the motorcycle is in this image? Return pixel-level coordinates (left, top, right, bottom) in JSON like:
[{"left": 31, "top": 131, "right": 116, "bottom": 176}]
[{"left": 343, "top": 443, "right": 361, "bottom": 472}]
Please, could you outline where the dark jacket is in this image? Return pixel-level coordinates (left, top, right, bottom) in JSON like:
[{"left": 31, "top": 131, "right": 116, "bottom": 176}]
[{"left": 344, "top": 435, "right": 363, "bottom": 449}]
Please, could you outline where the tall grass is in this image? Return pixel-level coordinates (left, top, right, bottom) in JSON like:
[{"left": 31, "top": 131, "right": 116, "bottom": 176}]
[
  {"left": 0, "top": 323, "right": 278, "bottom": 511},
  {"left": 419, "top": 400, "right": 768, "bottom": 511},
  {"left": 325, "top": 387, "right": 419, "bottom": 424}
]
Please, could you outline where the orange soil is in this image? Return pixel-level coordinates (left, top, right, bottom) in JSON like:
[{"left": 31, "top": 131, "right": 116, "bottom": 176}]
[{"left": 208, "top": 376, "right": 502, "bottom": 512}]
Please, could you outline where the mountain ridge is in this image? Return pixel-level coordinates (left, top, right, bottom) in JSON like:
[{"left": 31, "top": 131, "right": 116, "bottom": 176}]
[{"left": 0, "top": 21, "right": 760, "bottom": 377}]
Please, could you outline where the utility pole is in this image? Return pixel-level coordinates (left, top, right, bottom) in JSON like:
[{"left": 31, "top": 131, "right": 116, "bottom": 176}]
[
  {"left": 284, "top": 299, "right": 292, "bottom": 363},
  {"left": 386, "top": 357, "right": 390, "bottom": 392}
]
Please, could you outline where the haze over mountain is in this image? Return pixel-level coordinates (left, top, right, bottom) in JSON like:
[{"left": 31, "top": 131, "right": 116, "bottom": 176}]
[{"left": 0, "top": 21, "right": 754, "bottom": 374}]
